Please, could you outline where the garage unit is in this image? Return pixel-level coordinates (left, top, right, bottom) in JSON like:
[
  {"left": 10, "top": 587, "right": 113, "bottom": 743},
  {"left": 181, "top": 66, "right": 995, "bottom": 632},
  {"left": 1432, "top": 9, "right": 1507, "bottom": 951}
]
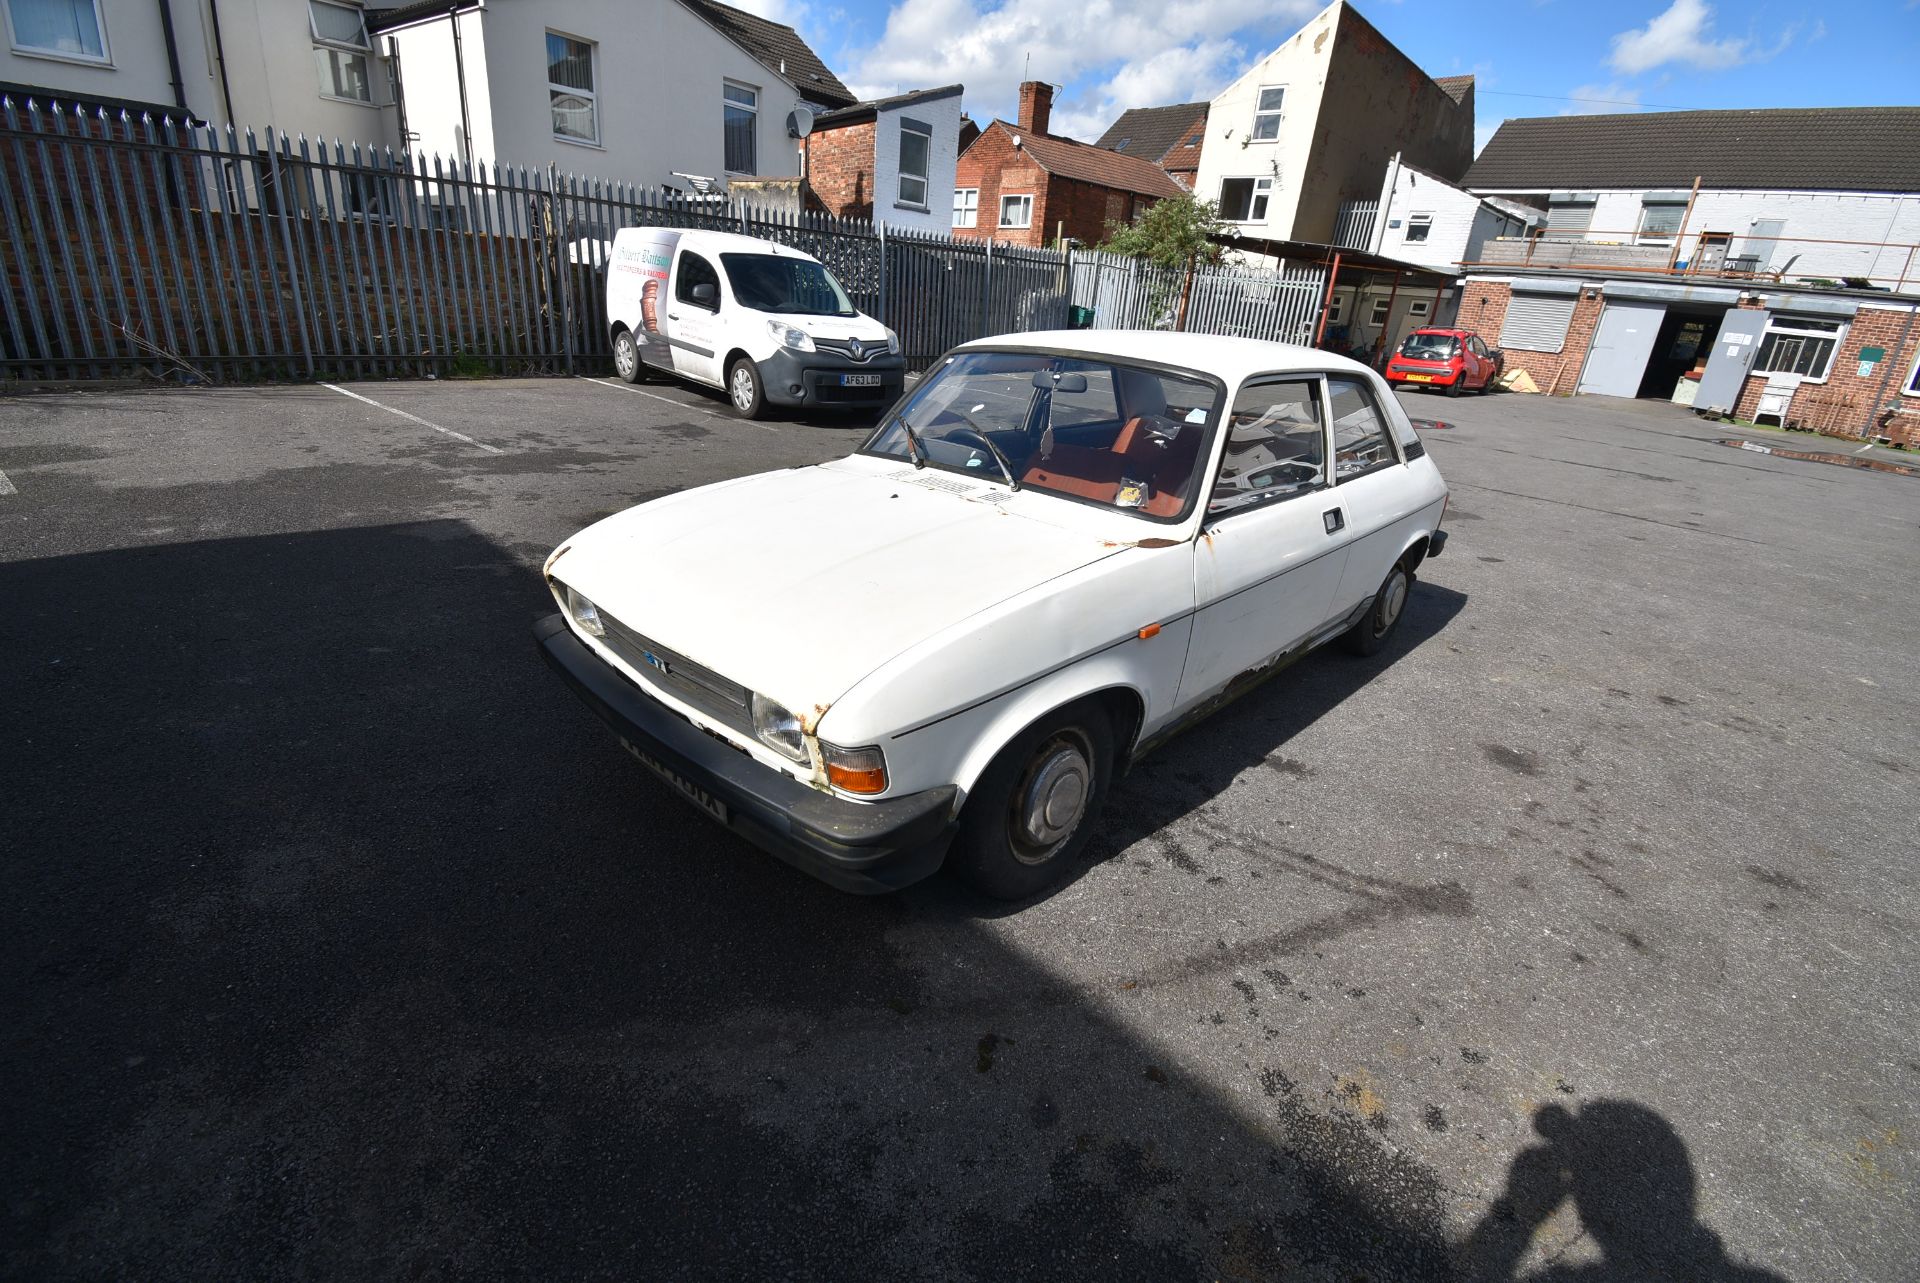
[{"left": 1574, "top": 283, "right": 1743, "bottom": 399}]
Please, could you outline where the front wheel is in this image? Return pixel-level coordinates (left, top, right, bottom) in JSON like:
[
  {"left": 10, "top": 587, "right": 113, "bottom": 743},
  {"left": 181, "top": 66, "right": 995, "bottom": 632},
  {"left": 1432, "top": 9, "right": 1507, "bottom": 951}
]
[
  {"left": 1341, "top": 560, "right": 1412, "bottom": 657},
  {"left": 613, "top": 329, "right": 642, "bottom": 383},
  {"left": 949, "top": 702, "right": 1114, "bottom": 900},
  {"left": 726, "top": 357, "right": 766, "bottom": 419}
]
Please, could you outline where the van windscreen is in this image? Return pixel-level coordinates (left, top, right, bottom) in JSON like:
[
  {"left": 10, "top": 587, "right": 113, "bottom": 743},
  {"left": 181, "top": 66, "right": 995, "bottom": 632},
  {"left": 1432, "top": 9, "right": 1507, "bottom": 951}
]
[{"left": 721, "top": 254, "right": 856, "bottom": 316}]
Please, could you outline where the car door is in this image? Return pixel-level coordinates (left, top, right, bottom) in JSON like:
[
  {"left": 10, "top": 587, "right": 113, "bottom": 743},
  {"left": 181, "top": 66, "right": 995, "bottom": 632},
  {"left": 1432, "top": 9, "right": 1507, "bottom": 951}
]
[
  {"left": 1327, "top": 374, "right": 1420, "bottom": 614},
  {"left": 666, "top": 249, "right": 724, "bottom": 386},
  {"left": 1464, "top": 335, "right": 1490, "bottom": 386},
  {"left": 1178, "top": 375, "right": 1353, "bottom": 710}
]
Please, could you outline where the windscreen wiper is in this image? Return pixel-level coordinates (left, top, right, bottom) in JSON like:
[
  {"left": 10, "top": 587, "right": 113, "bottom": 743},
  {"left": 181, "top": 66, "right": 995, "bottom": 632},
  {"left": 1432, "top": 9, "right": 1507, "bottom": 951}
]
[
  {"left": 896, "top": 413, "right": 929, "bottom": 468},
  {"left": 967, "top": 431, "right": 1020, "bottom": 491}
]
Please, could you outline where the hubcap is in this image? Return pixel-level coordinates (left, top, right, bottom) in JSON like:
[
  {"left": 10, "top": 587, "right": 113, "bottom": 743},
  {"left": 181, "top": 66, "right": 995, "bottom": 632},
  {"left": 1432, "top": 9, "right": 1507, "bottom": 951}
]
[
  {"left": 1376, "top": 568, "right": 1408, "bottom": 635},
  {"left": 615, "top": 335, "right": 635, "bottom": 377},
  {"left": 731, "top": 367, "right": 754, "bottom": 409},
  {"left": 1011, "top": 733, "right": 1093, "bottom": 864}
]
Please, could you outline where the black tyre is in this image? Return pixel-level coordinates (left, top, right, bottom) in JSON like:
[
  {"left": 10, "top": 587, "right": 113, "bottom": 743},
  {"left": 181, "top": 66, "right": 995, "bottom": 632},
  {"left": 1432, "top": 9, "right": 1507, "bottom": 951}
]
[
  {"left": 613, "top": 328, "right": 643, "bottom": 384},
  {"left": 1445, "top": 375, "right": 1464, "bottom": 399},
  {"left": 949, "top": 701, "right": 1115, "bottom": 900},
  {"left": 1341, "top": 559, "right": 1413, "bottom": 657},
  {"left": 726, "top": 356, "right": 766, "bottom": 419}
]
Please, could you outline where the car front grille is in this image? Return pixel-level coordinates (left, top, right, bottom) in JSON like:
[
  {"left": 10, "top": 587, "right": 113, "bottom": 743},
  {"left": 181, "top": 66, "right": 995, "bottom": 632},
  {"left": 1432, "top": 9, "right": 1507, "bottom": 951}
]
[
  {"left": 814, "top": 338, "right": 882, "bottom": 363},
  {"left": 598, "top": 610, "right": 755, "bottom": 740}
]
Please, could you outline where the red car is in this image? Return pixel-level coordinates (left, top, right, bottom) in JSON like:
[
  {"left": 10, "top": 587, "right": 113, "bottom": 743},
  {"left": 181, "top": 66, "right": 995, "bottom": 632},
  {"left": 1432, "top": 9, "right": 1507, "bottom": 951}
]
[{"left": 1385, "top": 328, "right": 1502, "bottom": 396}]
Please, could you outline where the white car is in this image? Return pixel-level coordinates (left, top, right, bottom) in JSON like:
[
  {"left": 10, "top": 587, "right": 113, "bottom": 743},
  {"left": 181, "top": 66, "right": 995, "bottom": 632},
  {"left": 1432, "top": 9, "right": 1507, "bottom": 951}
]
[{"left": 538, "top": 331, "right": 1450, "bottom": 898}]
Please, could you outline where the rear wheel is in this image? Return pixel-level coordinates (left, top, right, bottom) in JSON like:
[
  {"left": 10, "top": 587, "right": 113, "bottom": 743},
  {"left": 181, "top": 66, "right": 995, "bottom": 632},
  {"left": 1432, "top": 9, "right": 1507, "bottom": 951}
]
[
  {"left": 950, "top": 702, "right": 1114, "bottom": 900},
  {"left": 1445, "top": 374, "right": 1465, "bottom": 398},
  {"left": 613, "top": 328, "right": 642, "bottom": 384},
  {"left": 1341, "top": 559, "right": 1413, "bottom": 657},
  {"left": 727, "top": 357, "right": 766, "bottom": 419}
]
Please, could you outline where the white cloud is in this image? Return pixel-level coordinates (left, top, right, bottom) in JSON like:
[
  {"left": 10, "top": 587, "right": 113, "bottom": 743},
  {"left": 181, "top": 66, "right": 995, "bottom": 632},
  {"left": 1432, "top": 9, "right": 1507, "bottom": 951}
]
[
  {"left": 844, "top": 0, "right": 1318, "bottom": 140},
  {"left": 1607, "top": 0, "right": 1783, "bottom": 75},
  {"left": 1561, "top": 83, "right": 1644, "bottom": 115}
]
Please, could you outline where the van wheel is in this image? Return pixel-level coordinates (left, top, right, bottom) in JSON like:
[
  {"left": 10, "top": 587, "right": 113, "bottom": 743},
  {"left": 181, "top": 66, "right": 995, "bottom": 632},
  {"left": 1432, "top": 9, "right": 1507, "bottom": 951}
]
[
  {"left": 1341, "top": 560, "right": 1413, "bottom": 657},
  {"left": 950, "top": 702, "right": 1114, "bottom": 901},
  {"left": 727, "top": 357, "right": 766, "bottom": 419},
  {"left": 613, "top": 329, "right": 642, "bottom": 384}
]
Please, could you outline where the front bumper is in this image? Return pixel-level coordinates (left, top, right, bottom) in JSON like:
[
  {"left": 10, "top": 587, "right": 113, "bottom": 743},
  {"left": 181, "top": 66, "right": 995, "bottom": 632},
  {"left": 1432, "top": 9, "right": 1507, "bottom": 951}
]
[
  {"left": 535, "top": 614, "right": 957, "bottom": 894},
  {"left": 759, "top": 347, "right": 906, "bottom": 409}
]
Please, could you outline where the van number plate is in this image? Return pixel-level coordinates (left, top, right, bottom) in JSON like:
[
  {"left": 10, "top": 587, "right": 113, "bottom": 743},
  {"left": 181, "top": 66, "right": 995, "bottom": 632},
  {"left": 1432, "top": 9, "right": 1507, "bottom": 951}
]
[
  {"left": 839, "top": 373, "right": 882, "bottom": 387},
  {"left": 620, "top": 737, "right": 728, "bottom": 823}
]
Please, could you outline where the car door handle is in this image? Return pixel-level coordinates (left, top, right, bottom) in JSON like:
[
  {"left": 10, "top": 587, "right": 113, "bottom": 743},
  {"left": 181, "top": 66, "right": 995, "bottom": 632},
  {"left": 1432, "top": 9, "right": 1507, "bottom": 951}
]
[
  {"left": 668, "top": 312, "right": 680, "bottom": 321},
  {"left": 1324, "top": 508, "right": 1345, "bottom": 534}
]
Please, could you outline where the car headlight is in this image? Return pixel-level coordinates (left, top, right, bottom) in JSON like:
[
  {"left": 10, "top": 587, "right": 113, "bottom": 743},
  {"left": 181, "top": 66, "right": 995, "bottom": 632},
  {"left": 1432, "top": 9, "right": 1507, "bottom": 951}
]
[
  {"left": 751, "top": 692, "right": 809, "bottom": 761},
  {"left": 564, "top": 584, "right": 605, "bottom": 637},
  {"left": 884, "top": 327, "right": 900, "bottom": 355},
  {"left": 821, "top": 741, "right": 888, "bottom": 795},
  {"left": 767, "top": 319, "right": 815, "bottom": 352}
]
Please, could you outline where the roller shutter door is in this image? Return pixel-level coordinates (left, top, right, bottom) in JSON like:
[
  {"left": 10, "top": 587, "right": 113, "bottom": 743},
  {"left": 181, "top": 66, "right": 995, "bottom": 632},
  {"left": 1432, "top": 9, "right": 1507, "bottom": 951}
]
[{"left": 1499, "top": 295, "right": 1577, "bottom": 352}]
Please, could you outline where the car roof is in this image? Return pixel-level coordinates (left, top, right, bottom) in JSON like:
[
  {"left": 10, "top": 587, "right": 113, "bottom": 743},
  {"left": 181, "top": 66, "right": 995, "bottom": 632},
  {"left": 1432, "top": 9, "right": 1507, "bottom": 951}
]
[
  {"left": 956, "top": 329, "right": 1381, "bottom": 385},
  {"left": 617, "top": 227, "right": 822, "bottom": 263}
]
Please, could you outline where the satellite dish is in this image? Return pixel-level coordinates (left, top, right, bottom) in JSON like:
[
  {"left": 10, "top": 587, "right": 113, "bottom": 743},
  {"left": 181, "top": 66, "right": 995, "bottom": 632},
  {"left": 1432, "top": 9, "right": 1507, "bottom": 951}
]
[{"left": 786, "top": 106, "right": 814, "bottom": 139}]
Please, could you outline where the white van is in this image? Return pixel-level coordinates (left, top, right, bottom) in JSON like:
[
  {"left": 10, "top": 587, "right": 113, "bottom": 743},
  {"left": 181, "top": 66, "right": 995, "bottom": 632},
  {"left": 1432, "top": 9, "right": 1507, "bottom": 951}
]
[{"left": 607, "top": 228, "right": 905, "bottom": 419}]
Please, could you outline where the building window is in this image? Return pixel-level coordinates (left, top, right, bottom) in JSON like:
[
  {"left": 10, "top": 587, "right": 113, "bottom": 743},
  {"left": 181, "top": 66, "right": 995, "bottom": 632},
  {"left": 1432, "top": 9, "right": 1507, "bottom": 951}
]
[
  {"left": 723, "top": 81, "right": 757, "bottom": 173},
  {"left": 1754, "top": 316, "right": 1844, "bottom": 382},
  {"left": 999, "top": 193, "right": 1032, "bottom": 228},
  {"left": 953, "top": 187, "right": 978, "bottom": 228},
  {"left": 1404, "top": 213, "right": 1432, "bottom": 244},
  {"left": 6, "top": 0, "right": 108, "bottom": 62},
  {"left": 1368, "top": 297, "right": 1391, "bottom": 327},
  {"left": 1326, "top": 293, "right": 1346, "bottom": 326},
  {"left": 1408, "top": 298, "right": 1431, "bottom": 318},
  {"left": 310, "top": 1, "right": 372, "bottom": 102},
  {"left": 898, "top": 119, "right": 930, "bottom": 207},
  {"left": 1219, "top": 176, "right": 1272, "bottom": 222},
  {"left": 547, "top": 32, "right": 597, "bottom": 143},
  {"left": 1130, "top": 196, "right": 1150, "bottom": 223},
  {"left": 1638, "top": 199, "right": 1687, "bottom": 243},
  {"left": 1185, "top": 132, "right": 1203, "bottom": 147},
  {"left": 1545, "top": 199, "right": 1593, "bottom": 234},
  {"left": 1111, "top": 137, "right": 1131, "bottom": 152},
  {"left": 1250, "top": 86, "right": 1284, "bottom": 141},
  {"left": 1904, "top": 345, "right": 1920, "bottom": 397}
]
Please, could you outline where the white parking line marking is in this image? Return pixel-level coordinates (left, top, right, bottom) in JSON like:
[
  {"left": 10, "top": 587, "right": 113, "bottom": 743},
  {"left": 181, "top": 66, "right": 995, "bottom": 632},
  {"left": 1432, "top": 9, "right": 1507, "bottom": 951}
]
[
  {"left": 583, "top": 378, "right": 778, "bottom": 432},
  {"left": 320, "top": 383, "right": 505, "bottom": 454},
  {"left": 0, "top": 468, "right": 15, "bottom": 496}
]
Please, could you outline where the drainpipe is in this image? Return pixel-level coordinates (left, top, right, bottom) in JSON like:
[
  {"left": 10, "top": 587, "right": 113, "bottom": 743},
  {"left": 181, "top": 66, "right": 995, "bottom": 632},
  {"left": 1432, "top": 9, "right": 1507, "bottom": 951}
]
[
  {"left": 206, "top": 0, "right": 236, "bottom": 127},
  {"left": 449, "top": 7, "right": 474, "bottom": 169},
  {"left": 1374, "top": 152, "right": 1402, "bottom": 256},
  {"left": 155, "top": 0, "right": 187, "bottom": 114}
]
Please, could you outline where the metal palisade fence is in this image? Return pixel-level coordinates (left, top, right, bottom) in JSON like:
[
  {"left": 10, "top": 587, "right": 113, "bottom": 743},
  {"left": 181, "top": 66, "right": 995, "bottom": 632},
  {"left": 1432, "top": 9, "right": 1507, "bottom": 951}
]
[{"left": 1, "top": 96, "right": 1328, "bottom": 384}]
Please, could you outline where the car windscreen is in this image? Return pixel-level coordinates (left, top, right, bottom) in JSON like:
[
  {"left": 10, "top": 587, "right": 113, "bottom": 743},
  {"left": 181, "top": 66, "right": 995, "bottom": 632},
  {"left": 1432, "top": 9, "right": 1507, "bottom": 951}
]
[
  {"left": 720, "top": 253, "right": 855, "bottom": 316},
  {"left": 1399, "top": 333, "right": 1458, "bottom": 360},
  {"left": 863, "top": 351, "right": 1223, "bottom": 522}
]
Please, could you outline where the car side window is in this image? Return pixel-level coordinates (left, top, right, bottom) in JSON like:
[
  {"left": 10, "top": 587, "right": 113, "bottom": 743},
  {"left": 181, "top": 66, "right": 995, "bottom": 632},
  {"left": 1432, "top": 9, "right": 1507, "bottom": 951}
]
[
  {"left": 1326, "top": 377, "right": 1399, "bottom": 482},
  {"left": 675, "top": 252, "right": 720, "bottom": 309},
  {"left": 1208, "top": 378, "right": 1326, "bottom": 517},
  {"left": 1468, "top": 336, "right": 1486, "bottom": 357}
]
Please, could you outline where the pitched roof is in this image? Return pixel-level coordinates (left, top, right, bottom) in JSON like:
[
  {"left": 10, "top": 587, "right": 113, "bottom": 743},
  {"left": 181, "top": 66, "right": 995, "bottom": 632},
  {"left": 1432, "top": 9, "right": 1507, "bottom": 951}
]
[
  {"left": 812, "top": 84, "right": 963, "bottom": 129},
  {"left": 1432, "top": 75, "right": 1474, "bottom": 105},
  {"left": 1466, "top": 107, "right": 1920, "bottom": 194},
  {"left": 676, "top": 0, "right": 856, "bottom": 108},
  {"left": 994, "top": 123, "right": 1185, "bottom": 199},
  {"left": 1094, "top": 102, "right": 1208, "bottom": 163}
]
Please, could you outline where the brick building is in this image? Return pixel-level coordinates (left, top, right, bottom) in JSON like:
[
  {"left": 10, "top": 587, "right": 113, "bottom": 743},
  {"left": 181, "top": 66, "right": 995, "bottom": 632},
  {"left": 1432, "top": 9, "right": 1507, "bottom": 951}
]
[
  {"left": 802, "top": 85, "right": 964, "bottom": 234},
  {"left": 1094, "top": 102, "right": 1208, "bottom": 190},
  {"left": 953, "top": 82, "right": 1184, "bottom": 248}
]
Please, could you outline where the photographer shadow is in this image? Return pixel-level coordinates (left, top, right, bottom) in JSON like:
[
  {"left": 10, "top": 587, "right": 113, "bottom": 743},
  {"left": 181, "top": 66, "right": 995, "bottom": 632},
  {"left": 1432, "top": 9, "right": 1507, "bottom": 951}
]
[{"left": 1461, "top": 1101, "right": 1789, "bottom": 1282}]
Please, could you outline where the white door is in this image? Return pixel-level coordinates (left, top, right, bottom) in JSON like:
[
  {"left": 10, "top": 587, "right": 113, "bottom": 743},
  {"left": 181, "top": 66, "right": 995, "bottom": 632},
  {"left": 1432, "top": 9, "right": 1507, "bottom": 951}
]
[
  {"left": 1325, "top": 375, "right": 1418, "bottom": 614},
  {"left": 1179, "top": 376, "right": 1351, "bottom": 709},
  {"left": 1576, "top": 300, "right": 1666, "bottom": 397},
  {"left": 666, "top": 249, "right": 725, "bottom": 386}
]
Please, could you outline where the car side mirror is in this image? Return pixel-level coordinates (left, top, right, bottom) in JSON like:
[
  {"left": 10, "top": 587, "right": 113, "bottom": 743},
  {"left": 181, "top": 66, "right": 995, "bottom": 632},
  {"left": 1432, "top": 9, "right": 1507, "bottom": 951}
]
[
  {"left": 1032, "top": 371, "right": 1089, "bottom": 393},
  {"left": 692, "top": 282, "right": 717, "bottom": 307}
]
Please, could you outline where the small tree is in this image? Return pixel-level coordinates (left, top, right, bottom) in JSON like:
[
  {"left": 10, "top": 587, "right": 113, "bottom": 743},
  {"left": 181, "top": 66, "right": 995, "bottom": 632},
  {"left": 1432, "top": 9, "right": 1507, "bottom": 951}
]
[{"left": 1098, "top": 194, "right": 1228, "bottom": 269}]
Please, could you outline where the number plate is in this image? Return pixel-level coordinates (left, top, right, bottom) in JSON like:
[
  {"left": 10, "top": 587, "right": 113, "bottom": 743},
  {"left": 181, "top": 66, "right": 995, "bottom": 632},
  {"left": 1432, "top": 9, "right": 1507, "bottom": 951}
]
[
  {"left": 839, "top": 373, "right": 882, "bottom": 387},
  {"left": 620, "top": 737, "right": 728, "bottom": 823},
  {"left": 1404, "top": 374, "right": 1433, "bottom": 383}
]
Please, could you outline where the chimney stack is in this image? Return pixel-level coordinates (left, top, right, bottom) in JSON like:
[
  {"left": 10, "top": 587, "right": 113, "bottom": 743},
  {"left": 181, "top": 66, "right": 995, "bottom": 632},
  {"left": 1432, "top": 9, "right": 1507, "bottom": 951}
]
[{"left": 1016, "top": 80, "right": 1053, "bottom": 138}]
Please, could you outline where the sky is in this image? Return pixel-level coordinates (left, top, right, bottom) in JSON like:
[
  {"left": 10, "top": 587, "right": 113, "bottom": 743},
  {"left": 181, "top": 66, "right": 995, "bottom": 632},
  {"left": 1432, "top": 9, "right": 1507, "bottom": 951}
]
[{"left": 729, "top": 0, "right": 1920, "bottom": 153}]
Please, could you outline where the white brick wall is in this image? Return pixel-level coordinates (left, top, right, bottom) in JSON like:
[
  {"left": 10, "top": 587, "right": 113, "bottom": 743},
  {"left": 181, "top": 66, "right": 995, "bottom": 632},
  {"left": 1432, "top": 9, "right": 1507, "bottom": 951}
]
[
  {"left": 870, "top": 94, "right": 962, "bottom": 236},
  {"left": 1576, "top": 189, "right": 1920, "bottom": 286}
]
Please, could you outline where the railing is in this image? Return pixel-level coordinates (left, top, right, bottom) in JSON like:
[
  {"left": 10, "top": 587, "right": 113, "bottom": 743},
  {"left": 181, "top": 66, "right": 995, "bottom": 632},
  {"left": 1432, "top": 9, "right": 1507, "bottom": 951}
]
[
  {"left": 1332, "top": 200, "right": 1378, "bottom": 251},
  {"left": 1, "top": 94, "right": 1326, "bottom": 384},
  {"left": 1469, "top": 230, "right": 1920, "bottom": 290}
]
